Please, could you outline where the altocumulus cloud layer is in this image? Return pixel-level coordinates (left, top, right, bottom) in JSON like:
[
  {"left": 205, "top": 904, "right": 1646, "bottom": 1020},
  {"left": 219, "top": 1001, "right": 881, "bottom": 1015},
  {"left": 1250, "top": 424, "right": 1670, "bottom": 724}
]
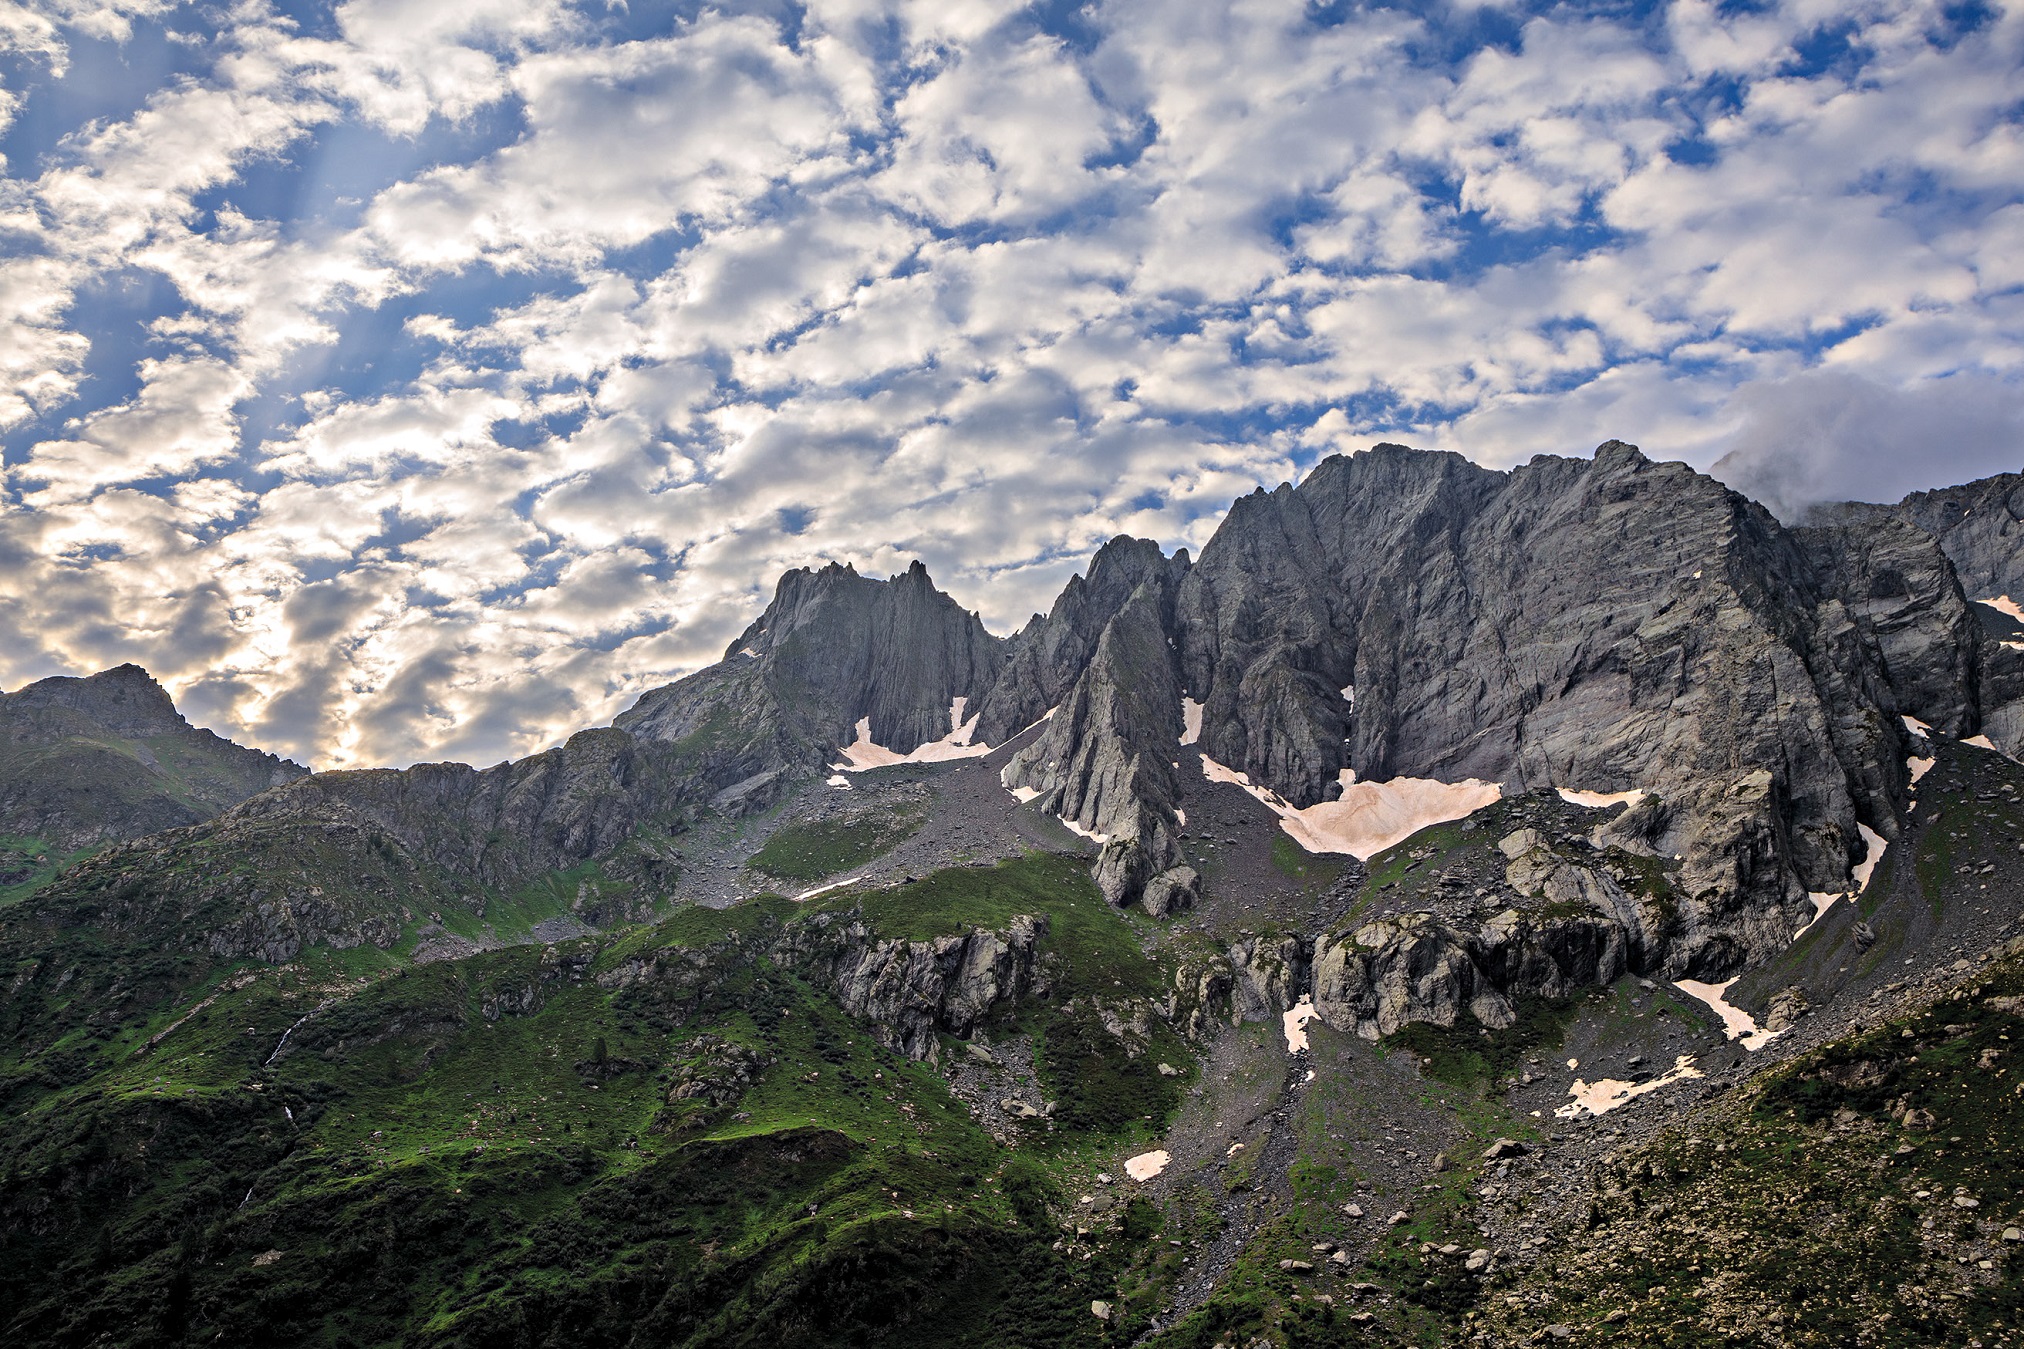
[{"left": 1, "top": 0, "right": 2020, "bottom": 769}]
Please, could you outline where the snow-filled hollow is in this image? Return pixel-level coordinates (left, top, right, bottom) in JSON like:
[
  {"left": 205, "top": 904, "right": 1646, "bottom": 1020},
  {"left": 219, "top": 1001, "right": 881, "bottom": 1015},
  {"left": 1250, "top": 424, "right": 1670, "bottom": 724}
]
[
  {"left": 1282, "top": 995, "right": 1318, "bottom": 1053},
  {"left": 1675, "top": 978, "right": 1777, "bottom": 1051},
  {"left": 1554, "top": 1055, "right": 1704, "bottom": 1118},
  {"left": 1978, "top": 595, "right": 2024, "bottom": 625},
  {"left": 1556, "top": 787, "right": 1646, "bottom": 809},
  {"left": 1124, "top": 1149, "right": 1171, "bottom": 1182},
  {"left": 794, "top": 876, "right": 863, "bottom": 902},
  {"left": 1795, "top": 891, "right": 1840, "bottom": 942},
  {"left": 834, "top": 697, "right": 992, "bottom": 771},
  {"left": 1056, "top": 816, "right": 1111, "bottom": 845},
  {"left": 1852, "top": 822, "right": 1887, "bottom": 892},
  {"left": 1180, "top": 697, "right": 1203, "bottom": 746},
  {"left": 1199, "top": 758, "right": 1500, "bottom": 860}
]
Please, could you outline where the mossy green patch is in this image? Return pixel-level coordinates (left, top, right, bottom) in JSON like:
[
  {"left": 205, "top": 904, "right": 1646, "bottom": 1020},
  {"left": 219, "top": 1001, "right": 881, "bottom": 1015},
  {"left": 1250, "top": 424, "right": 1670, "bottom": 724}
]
[
  {"left": 1380, "top": 997, "right": 1579, "bottom": 1094},
  {"left": 747, "top": 806, "right": 928, "bottom": 881}
]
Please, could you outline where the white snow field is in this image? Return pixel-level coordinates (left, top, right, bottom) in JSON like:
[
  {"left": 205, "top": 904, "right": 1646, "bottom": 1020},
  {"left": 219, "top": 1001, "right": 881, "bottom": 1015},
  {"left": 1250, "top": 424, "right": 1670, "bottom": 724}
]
[{"left": 834, "top": 697, "right": 992, "bottom": 771}]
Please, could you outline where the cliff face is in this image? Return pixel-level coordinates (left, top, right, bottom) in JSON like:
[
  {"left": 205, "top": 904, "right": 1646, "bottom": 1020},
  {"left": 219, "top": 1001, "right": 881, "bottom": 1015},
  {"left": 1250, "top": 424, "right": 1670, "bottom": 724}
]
[
  {"left": 1834, "top": 471, "right": 2024, "bottom": 604},
  {"left": 972, "top": 535, "right": 1181, "bottom": 747},
  {"left": 621, "top": 559, "right": 1002, "bottom": 764}
]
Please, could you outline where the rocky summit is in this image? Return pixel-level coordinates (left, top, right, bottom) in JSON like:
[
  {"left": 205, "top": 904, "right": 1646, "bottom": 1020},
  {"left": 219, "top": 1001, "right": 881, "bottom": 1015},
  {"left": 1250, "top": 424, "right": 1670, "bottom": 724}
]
[{"left": 2, "top": 444, "right": 2022, "bottom": 1349}]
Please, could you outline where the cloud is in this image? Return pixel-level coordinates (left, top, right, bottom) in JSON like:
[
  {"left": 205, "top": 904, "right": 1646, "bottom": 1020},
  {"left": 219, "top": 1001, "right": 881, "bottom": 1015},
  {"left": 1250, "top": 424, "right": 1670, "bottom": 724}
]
[
  {"left": 1708, "top": 369, "right": 2024, "bottom": 519},
  {"left": 1, "top": 0, "right": 2021, "bottom": 769}
]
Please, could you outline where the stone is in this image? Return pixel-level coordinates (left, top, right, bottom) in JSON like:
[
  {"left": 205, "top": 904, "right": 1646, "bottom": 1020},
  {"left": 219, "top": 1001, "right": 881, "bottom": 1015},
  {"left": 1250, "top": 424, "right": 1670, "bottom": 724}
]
[
  {"left": 1465, "top": 1249, "right": 1492, "bottom": 1272},
  {"left": 1483, "top": 1138, "right": 1530, "bottom": 1161},
  {"left": 1090, "top": 1301, "right": 1111, "bottom": 1321},
  {"left": 1341, "top": 1203, "right": 1364, "bottom": 1218}
]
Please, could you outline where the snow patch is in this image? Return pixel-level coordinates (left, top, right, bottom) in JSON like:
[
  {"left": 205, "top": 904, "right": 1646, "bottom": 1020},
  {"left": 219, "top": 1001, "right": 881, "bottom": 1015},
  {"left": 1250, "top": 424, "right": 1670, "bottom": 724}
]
[
  {"left": 1675, "top": 978, "right": 1777, "bottom": 1051},
  {"left": 1978, "top": 595, "right": 2024, "bottom": 624},
  {"left": 738, "top": 646, "right": 761, "bottom": 659},
  {"left": 1556, "top": 787, "right": 1646, "bottom": 809},
  {"left": 2005, "top": 641, "right": 2024, "bottom": 653},
  {"left": 1282, "top": 995, "right": 1318, "bottom": 1053},
  {"left": 1057, "top": 816, "right": 1112, "bottom": 845},
  {"left": 1902, "top": 714, "right": 1933, "bottom": 736},
  {"left": 1199, "top": 759, "right": 1500, "bottom": 860},
  {"left": 1852, "top": 822, "right": 1887, "bottom": 891},
  {"left": 1554, "top": 1055, "right": 1704, "bottom": 1119},
  {"left": 1795, "top": 891, "right": 1840, "bottom": 941},
  {"left": 1340, "top": 684, "right": 1355, "bottom": 708},
  {"left": 1007, "top": 784, "right": 1041, "bottom": 804},
  {"left": 1908, "top": 756, "right": 1935, "bottom": 785},
  {"left": 1124, "top": 1150, "right": 1171, "bottom": 1182},
  {"left": 1180, "top": 697, "right": 1204, "bottom": 746},
  {"left": 827, "top": 774, "right": 851, "bottom": 789},
  {"left": 794, "top": 876, "right": 863, "bottom": 902},
  {"left": 1964, "top": 733, "right": 2002, "bottom": 753},
  {"left": 833, "top": 699, "right": 992, "bottom": 772},
  {"left": 1175, "top": 808, "right": 1186, "bottom": 826}
]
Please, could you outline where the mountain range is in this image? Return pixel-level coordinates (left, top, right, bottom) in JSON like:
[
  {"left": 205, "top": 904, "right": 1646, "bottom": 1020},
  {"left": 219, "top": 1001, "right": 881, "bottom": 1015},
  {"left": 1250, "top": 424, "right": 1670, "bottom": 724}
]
[{"left": 3, "top": 443, "right": 2021, "bottom": 1349}]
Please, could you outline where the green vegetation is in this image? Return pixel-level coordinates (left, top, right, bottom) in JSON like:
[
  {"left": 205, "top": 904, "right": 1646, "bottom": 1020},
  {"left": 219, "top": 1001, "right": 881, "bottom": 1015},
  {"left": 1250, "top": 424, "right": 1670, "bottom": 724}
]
[
  {"left": 1381, "top": 997, "right": 1579, "bottom": 1093},
  {"left": 831, "top": 852, "right": 1163, "bottom": 1002},
  {"left": 747, "top": 805, "right": 927, "bottom": 881},
  {"left": 1268, "top": 832, "right": 1343, "bottom": 889},
  {"left": 0, "top": 844, "right": 1208, "bottom": 1348},
  {"left": 0, "top": 833, "right": 92, "bottom": 907}
]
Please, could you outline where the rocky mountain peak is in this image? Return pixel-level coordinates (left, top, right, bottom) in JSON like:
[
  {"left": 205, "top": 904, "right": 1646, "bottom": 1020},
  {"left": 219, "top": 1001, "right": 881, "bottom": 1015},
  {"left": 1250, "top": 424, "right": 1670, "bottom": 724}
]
[{"left": 5, "top": 663, "right": 188, "bottom": 739}]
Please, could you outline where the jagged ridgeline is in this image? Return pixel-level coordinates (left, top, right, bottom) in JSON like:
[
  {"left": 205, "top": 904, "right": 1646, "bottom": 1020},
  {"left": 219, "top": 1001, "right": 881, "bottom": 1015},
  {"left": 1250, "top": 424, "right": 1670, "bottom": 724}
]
[{"left": 4, "top": 442, "right": 2024, "bottom": 1349}]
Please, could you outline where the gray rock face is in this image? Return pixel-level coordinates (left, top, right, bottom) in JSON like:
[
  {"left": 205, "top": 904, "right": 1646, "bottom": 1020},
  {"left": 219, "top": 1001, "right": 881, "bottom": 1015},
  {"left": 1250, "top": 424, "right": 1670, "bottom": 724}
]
[
  {"left": 0, "top": 664, "right": 306, "bottom": 850},
  {"left": 1002, "top": 565, "right": 1192, "bottom": 905},
  {"left": 1226, "top": 933, "right": 1308, "bottom": 1024},
  {"left": 781, "top": 910, "right": 1048, "bottom": 1059},
  {"left": 1175, "top": 445, "right": 1498, "bottom": 808},
  {"left": 1823, "top": 472, "right": 2024, "bottom": 605},
  {"left": 1150, "top": 442, "right": 1926, "bottom": 969},
  {"left": 973, "top": 536, "right": 1182, "bottom": 745},
  {"left": 1796, "top": 517, "right": 1982, "bottom": 737},
  {"left": 623, "top": 560, "right": 1001, "bottom": 764},
  {"left": 1810, "top": 474, "right": 2024, "bottom": 758}
]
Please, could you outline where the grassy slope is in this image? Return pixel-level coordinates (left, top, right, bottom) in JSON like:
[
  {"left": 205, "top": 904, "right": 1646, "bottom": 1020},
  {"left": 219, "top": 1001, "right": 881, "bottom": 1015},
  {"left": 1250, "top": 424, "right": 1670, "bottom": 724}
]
[
  {"left": 0, "top": 853, "right": 1187, "bottom": 1349},
  {"left": 747, "top": 807, "right": 928, "bottom": 882}
]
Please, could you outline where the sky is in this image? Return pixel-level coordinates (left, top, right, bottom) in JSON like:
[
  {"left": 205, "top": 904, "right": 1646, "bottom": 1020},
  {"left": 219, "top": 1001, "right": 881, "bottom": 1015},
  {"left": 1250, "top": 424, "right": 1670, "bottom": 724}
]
[{"left": 1, "top": 0, "right": 2021, "bottom": 771}]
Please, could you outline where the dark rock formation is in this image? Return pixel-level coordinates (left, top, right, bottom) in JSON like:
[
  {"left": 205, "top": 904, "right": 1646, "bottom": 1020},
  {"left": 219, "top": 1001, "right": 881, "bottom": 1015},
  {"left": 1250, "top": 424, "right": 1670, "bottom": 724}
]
[
  {"left": 972, "top": 535, "right": 1183, "bottom": 745},
  {"left": 1002, "top": 563, "right": 1194, "bottom": 907},
  {"left": 1795, "top": 517, "right": 1983, "bottom": 738},
  {"left": 779, "top": 910, "right": 1048, "bottom": 1059},
  {"left": 621, "top": 560, "right": 1001, "bottom": 765},
  {"left": 1822, "top": 471, "right": 2024, "bottom": 604}
]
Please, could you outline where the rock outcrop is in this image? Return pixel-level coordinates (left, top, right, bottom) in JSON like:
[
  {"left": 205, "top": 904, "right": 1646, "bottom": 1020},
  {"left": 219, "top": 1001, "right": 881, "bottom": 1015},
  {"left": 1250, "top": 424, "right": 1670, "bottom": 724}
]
[
  {"left": 973, "top": 535, "right": 1183, "bottom": 745},
  {"left": 779, "top": 910, "right": 1049, "bottom": 1059}
]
